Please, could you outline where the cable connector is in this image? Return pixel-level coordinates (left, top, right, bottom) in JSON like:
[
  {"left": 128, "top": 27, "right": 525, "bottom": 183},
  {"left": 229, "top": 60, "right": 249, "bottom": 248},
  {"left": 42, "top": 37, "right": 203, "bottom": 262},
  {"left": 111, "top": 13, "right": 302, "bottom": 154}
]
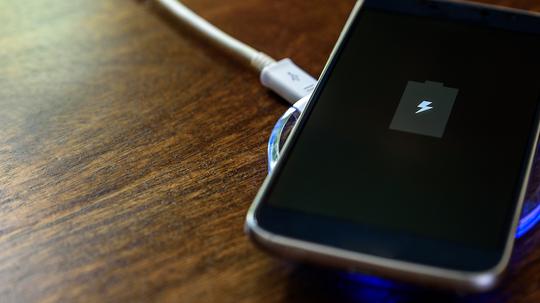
[{"left": 260, "top": 59, "right": 317, "bottom": 105}]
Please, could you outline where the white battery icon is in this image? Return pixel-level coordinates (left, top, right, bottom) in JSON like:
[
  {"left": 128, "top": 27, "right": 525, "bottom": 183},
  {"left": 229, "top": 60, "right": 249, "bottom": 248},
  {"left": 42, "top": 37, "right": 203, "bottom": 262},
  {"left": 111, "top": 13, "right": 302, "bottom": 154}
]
[{"left": 389, "top": 81, "right": 459, "bottom": 138}]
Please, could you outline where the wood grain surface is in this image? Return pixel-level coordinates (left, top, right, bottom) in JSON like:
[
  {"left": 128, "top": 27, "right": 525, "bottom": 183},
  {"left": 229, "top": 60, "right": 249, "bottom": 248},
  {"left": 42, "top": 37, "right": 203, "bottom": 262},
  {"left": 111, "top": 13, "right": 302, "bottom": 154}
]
[{"left": 1, "top": 0, "right": 540, "bottom": 302}]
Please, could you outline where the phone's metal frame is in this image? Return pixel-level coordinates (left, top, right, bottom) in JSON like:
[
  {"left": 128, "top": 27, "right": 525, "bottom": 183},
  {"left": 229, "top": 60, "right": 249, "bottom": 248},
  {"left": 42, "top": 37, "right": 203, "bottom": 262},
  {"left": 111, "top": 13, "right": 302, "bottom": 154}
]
[{"left": 245, "top": 0, "right": 540, "bottom": 292}]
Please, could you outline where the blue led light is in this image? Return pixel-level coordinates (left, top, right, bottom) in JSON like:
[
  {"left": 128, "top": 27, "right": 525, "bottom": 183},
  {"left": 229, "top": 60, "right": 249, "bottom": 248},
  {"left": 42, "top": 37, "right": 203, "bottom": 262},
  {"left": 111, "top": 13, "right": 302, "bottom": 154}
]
[
  {"left": 516, "top": 200, "right": 540, "bottom": 238},
  {"left": 346, "top": 273, "right": 399, "bottom": 290},
  {"left": 339, "top": 272, "right": 414, "bottom": 302}
]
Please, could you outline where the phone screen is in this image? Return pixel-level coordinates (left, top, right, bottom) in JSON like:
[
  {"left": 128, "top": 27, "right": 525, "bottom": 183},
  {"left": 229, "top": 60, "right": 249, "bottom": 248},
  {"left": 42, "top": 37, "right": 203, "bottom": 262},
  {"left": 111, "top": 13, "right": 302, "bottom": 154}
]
[{"left": 256, "top": 0, "right": 540, "bottom": 271}]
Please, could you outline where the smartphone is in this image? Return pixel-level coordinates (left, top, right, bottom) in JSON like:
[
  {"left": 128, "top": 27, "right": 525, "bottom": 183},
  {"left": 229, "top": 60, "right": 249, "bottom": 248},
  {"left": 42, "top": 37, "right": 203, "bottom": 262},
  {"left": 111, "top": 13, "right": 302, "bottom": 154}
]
[{"left": 245, "top": 0, "right": 540, "bottom": 292}]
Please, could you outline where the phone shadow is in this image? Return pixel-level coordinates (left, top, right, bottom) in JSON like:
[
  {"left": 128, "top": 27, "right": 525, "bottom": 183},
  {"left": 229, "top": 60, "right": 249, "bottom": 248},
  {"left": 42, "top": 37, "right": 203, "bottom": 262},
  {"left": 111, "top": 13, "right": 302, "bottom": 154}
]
[{"left": 280, "top": 264, "right": 505, "bottom": 303}]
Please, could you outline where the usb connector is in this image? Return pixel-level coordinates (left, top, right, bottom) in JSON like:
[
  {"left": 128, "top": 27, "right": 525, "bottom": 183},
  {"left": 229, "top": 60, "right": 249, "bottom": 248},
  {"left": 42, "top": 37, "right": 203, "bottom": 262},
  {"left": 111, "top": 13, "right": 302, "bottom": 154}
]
[{"left": 260, "top": 59, "right": 317, "bottom": 105}]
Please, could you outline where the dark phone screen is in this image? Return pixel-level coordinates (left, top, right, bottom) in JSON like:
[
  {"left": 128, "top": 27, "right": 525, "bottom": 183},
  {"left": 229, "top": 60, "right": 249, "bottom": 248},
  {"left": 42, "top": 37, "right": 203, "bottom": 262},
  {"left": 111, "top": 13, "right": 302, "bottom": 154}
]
[{"left": 259, "top": 0, "right": 540, "bottom": 261}]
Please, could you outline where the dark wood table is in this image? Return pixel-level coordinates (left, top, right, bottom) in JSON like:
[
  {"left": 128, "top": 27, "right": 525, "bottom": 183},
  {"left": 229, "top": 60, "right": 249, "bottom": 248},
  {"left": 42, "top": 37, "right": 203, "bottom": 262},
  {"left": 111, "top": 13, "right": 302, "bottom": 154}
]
[{"left": 1, "top": 0, "right": 539, "bottom": 302}]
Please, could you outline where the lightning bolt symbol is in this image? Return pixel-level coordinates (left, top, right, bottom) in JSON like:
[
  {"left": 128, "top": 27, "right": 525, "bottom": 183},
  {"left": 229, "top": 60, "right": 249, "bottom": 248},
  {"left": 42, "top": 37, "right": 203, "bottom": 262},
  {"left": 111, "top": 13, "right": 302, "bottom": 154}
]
[{"left": 415, "top": 100, "right": 433, "bottom": 114}]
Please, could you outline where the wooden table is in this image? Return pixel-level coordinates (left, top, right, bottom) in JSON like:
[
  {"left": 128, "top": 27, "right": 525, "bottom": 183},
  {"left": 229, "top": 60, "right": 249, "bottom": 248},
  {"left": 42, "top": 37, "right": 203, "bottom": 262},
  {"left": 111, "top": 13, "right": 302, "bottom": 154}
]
[{"left": 1, "top": 0, "right": 539, "bottom": 302}]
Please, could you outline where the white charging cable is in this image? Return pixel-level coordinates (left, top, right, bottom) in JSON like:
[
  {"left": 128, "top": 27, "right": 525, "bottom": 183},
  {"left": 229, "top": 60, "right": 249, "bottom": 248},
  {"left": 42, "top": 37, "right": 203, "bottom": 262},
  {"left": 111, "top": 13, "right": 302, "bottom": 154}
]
[{"left": 155, "top": 0, "right": 317, "bottom": 105}]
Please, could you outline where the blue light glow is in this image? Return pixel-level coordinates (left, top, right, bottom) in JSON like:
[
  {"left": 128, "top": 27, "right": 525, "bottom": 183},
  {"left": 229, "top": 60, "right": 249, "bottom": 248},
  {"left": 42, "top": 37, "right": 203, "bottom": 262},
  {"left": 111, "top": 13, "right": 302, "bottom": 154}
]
[
  {"left": 516, "top": 201, "right": 540, "bottom": 238},
  {"left": 341, "top": 272, "right": 411, "bottom": 302},
  {"left": 346, "top": 273, "right": 400, "bottom": 289}
]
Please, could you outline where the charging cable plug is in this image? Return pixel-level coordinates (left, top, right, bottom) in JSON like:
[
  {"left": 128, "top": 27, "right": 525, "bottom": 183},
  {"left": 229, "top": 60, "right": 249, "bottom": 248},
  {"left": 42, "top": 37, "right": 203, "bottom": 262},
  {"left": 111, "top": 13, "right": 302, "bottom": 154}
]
[{"left": 260, "top": 59, "right": 317, "bottom": 105}]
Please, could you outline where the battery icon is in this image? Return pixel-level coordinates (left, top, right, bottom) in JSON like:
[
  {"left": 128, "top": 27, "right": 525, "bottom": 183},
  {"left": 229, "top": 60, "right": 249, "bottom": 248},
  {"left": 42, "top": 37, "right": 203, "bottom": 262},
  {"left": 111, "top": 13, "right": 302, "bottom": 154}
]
[{"left": 389, "top": 81, "right": 459, "bottom": 138}]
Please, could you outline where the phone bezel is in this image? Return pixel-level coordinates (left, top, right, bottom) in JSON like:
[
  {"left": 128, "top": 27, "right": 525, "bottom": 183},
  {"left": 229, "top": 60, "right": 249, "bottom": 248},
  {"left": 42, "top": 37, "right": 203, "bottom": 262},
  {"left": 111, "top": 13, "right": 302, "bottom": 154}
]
[{"left": 245, "top": 0, "right": 540, "bottom": 291}]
